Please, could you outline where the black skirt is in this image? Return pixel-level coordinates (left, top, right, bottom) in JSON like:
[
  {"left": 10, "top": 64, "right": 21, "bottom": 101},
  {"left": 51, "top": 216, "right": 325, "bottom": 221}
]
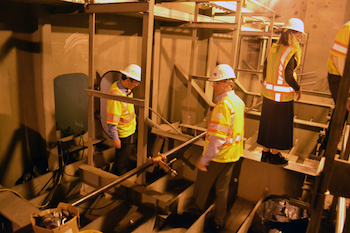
[{"left": 257, "top": 97, "right": 294, "bottom": 150}]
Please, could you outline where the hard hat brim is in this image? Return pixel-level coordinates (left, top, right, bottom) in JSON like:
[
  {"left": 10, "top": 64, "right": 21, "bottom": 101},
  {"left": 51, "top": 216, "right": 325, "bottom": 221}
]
[
  {"left": 120, "top": 70, "right": 141, "bottom": 81},
  {"left": 282, "top": 26, "right": 306, "bottom": 34},
  {"left": 208, "top": 77, "right": 235, "bottom": 82}
]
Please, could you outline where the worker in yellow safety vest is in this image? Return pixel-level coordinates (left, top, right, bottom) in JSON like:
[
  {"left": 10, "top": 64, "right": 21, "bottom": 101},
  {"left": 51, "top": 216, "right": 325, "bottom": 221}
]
[
  {"left": 257, "top": 18, "right": 303, "bottom": 165},
  {"left": 107, "top": 64, "right": 141, "bottom": 175},
  {"left": 321, "top": 21, "right": 350, "bottom": 153},
  {"left": 187, "top": 64, "right": 245, "bottom": 231}
]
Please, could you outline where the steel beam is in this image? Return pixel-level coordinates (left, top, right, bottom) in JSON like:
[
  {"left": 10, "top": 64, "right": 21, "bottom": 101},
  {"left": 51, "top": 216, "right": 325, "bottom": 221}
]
[
  {"left": 85, "top": 2, "right": 149, "bottom": 14},
  {"left": 306, "top": 37, "right": 350, "bottom": 233},
  {"left": 87, "top": 13, "right": 95, "bottom": 166},
  {"left": 85, "top": 89, "right": 145, "bottom": 107},
  {"left": 179, "top": 22, "right": 238, "bottom": 30},
  {"left": 239, "top": 31, "right": 278, "bottom": 37}
]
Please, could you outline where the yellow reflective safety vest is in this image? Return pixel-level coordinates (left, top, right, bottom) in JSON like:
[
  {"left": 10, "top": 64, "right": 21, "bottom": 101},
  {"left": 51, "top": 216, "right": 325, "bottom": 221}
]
[
  {"left": 262, "top": 43, "right": 299, "bottom": 102},
  {"left": 327, "top": 21, "right": 350, "bottom": 76},
  {"left": 203, "top": 91, "right": 245, "bottom": 163},
  {"left": 106, "top": 81, "right": 136, "bottom": 138}
]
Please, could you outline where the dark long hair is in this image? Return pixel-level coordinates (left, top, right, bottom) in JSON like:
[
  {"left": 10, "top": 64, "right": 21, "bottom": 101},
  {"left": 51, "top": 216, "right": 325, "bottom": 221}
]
[{"left": 278, "top": 29, "right": 302, "bottom": 64}]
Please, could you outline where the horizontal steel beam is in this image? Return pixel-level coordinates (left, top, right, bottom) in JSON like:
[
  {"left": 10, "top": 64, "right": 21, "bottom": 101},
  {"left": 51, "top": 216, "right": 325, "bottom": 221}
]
[
  {"left": 179, "top": 22, "right": 238, "bottom": 30},
  {"left": 239, "top": 31, "right": 278, "bottom": 37},
  {"left": 160, "top": 0, "right": 241, "bottom": 2},
  {"left": 215, "top": 12, "right": 275, "bottom": 17},
  {"left": 85, "top": 89, "right": 145, "bottom": 107},
  {"left": 85, "top": 2, "right": 149, "bottom": 14}
]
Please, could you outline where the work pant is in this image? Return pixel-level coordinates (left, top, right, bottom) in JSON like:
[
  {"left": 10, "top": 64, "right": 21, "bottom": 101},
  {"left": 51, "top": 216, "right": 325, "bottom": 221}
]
[
  {"left": 193, "top": 161, "right": 235, "bottom": 227},
  {"left": 321, "top": 74, "right": 349, "bottom": 150},
  {"left": 113, "top": 134, "right": 132, "bottom": 176}
]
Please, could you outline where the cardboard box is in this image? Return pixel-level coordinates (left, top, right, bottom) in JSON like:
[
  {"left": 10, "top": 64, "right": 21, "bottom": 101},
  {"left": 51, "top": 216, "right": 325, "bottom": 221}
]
[{"left": 31, "top": 202, "right": 80, "bottom": 233}]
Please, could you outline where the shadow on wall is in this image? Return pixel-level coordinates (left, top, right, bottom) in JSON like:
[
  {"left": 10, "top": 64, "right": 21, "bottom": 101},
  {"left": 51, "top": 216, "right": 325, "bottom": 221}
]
[{"left": 0, "top": 114, "right": 48, "bottom": 188}]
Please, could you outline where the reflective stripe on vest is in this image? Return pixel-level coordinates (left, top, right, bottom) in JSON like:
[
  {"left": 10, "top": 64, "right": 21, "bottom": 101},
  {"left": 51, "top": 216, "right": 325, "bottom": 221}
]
[
  {"left": 106, "top": 82, "right": 136, "bottom": 138},
  {"left": 331, "top": 41, "right": 348, "bottom": 57},
  {"left": 206, "top": 133, "right": 242, "bottom": 146},
  {"left": 203, "top": 92, "right": 245, "bottom": 163}
]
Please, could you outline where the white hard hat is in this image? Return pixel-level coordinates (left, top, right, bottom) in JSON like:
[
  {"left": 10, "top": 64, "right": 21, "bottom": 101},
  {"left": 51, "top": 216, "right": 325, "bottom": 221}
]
[
  {"left": 120, "top": 64, "right": 141, "bottom": 81},
  {"left": 282, "top": 18, "right": 305, "bottom": 34},
  {"left": 209, "top": 64, "right": 236, "bottom": 81}
]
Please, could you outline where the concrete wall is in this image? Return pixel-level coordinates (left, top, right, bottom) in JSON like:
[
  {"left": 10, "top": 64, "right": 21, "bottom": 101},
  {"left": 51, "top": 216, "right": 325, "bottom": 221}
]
[{"left": 0, "top": 2, "right": 56, "bottom": 187}]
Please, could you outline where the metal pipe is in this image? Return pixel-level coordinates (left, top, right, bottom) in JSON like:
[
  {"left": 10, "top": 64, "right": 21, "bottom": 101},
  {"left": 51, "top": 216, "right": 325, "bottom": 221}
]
[
  {"left": 340, "top": 125, "right": 350, "bottom": 160},
  {"left": 72, "top": 131, "right": 206, "bottom": 207},
  {"left": 335, "top": 196, "right": 347, "bottom": 233},
  {"left": 162, "top": 131, "right": 206, "bottom": 158},
  {"left": 72, "top": 160, "right": 153, "bottom": 207},
  {"left": 149, "top": 107, "right": 183, "bottom": 135}
]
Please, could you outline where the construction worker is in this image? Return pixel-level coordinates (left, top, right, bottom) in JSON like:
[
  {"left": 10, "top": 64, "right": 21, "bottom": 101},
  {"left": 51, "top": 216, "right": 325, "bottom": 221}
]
[
  {"left": 320, "top": 21, "right": 350, "bottom": 152},
  {"left": 107, "top": 64, "right": 141, "bottom": 176},
  {"left": 188, "top": 64, "right": 245, "bottom": 231},
  {"left": 257, "top": 18, "right": 303, "bottom": 164}
]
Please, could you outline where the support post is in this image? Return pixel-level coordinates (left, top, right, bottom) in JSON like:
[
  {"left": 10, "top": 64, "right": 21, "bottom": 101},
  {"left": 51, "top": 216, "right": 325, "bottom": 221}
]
[
  {"left": 87, "top": 13, "right": 96, "bottom": 166},
  {"left": 230, "top": 0, "right": 242, "bottom": 69},
  {"left": 186, "top": 3, "right": 199, "bottom": 124},
  {"left": 306, "top": 37, "right": 350, "bottom": 233},
  {"left": 137, "top": 0, "right": 154, "bottom": 184}
]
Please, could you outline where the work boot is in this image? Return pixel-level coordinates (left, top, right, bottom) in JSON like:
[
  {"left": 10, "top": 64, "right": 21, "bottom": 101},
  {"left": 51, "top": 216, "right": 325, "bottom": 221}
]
[
  {"left": 269, "top": 152, "right": 288, "bottom": 165},
  {"left": 261, "top": 151, "right": 271, "bottom": 162}
]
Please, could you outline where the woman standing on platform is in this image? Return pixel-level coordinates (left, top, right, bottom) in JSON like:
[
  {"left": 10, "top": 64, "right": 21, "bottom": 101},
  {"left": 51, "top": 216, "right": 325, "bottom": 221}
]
[{"left": 257, "top": 18, "right": 304, "bottom": 165}]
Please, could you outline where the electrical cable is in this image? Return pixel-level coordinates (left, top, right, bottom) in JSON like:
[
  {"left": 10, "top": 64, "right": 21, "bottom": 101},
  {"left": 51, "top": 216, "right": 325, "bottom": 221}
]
[
  {"left": 40, "top": 157, "right": 63, "bottom": 208},
  {"left": 0, "top": 188, "right": 50, "bottom": 208}
]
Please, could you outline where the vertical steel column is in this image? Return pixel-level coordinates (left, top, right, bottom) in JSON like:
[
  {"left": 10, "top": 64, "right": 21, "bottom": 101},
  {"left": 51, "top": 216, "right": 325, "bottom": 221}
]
[
  {"left": 152, "top": 21, "right": 161, "bottom": 124},
  {"left": 204, "top": 7, "right": 217, "bottom": 101},
  {"left": 137, "top": 0, "right": 154, "bottom": 184},
  {"left": 230, "top": 0, "right": 242, "bottom": 69},
  {"left": 186, "top": 3, "right": 199, "bottom": 124},
  {"left": 87, "top": 13, "right": 96, "bottom": 166},
  {"left": 306, "top": 37, "right": 350, "bottom": 233},
  {"left": 266, "top": 13, "right": 274, "bottom": 56}
]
